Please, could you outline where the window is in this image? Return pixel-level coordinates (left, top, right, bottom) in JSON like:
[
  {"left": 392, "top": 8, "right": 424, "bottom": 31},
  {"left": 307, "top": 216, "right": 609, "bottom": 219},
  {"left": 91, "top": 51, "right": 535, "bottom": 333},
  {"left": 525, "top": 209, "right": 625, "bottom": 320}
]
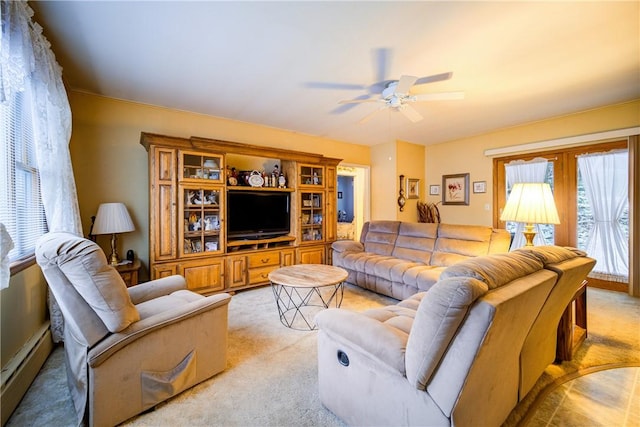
[
  {"left": 1, "top": 87, "right": 48, "bottom": 263},
  {"left": 494, "top": 140, "right": 629, "bottom": 291}
]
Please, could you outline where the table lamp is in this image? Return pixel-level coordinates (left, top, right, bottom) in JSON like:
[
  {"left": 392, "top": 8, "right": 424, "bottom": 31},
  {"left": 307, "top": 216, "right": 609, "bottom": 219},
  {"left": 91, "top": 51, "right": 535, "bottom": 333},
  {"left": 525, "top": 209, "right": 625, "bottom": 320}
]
[
  {"left": 92, "top": 202, "right": 135, "bottom": 265},
  {"left": 500, "top": 183, "right": 560, "bottom": 246}
]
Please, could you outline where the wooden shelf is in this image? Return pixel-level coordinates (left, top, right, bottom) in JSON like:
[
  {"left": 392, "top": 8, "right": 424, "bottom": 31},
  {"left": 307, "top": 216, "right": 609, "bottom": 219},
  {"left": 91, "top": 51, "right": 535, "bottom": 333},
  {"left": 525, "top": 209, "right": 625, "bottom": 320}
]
[
  {"left": 227, "top": 186, "right": 294, "bottom": 192},
  {"left": 227, "top": 235, "right": 295, "bottom": 248}
]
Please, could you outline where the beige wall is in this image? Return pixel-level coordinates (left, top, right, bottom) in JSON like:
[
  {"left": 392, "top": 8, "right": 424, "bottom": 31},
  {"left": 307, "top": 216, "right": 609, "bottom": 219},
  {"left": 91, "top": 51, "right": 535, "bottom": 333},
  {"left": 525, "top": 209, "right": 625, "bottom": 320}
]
[
  {"left": 1, "top": 265, "right": 48, "bottom": 366},
  {"left": 370, "top": 142, "right": 397, "bottom": 220},
  {"left": 425, "top": 100, "right": 640, "bottom": 225},
  {"left": 370, "top": 140, "right": 425, "bottom": 221},
  {"left": 69, "top": 91, "right": 371, "bottom": 279},
  {"left": 397, "top": 140, "right": 425, "bottom": 222}
]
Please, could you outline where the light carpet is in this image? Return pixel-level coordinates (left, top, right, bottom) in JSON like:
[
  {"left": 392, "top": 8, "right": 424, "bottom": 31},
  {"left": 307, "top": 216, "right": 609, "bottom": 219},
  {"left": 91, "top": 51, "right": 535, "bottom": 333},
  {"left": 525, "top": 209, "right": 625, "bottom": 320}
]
[{"left": 6, "top": 285, "right": 640, "bottom": 426}]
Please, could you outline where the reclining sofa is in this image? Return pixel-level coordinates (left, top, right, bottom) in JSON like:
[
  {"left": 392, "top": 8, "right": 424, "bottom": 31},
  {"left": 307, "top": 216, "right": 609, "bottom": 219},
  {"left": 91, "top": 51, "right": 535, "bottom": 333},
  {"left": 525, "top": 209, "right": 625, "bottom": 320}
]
[
  {"left": 332, "top": 221, "right": 512, "bottom": 300},
  {"left": 316, "top": 245, "right": 595, "bottom": 426}
]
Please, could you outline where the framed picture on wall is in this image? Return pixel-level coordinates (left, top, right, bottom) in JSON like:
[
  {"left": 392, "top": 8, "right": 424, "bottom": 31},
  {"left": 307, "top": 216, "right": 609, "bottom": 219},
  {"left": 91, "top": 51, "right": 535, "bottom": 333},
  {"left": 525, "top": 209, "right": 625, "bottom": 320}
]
[
  {"left": 473, "top": 181, "right": 487, "bottom": 193},
  {"left": 442, "top": 173, "right": 470, "bottom": 205},
  {"left": 429, "top": 185, "right": 440, "bottom": 195},
  {"left": 407, "top": 178, "right": 420, "bottom": 199}
]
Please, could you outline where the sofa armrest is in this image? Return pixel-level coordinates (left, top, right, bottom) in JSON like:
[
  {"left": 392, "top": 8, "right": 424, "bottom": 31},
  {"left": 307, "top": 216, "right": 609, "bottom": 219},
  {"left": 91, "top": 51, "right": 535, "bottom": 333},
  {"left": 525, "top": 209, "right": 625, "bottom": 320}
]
[
  {"left": 88, "top": 293, "right": 231, "bottom": 367},
  {"left": 331, "top": 240, "right": 364, "bottom": 254},
  {"left": 128, "top": 275, "right": 187, "bottom": 304},
  {"left": 315, "top": 308, "right": 407, "bottom": 374}
]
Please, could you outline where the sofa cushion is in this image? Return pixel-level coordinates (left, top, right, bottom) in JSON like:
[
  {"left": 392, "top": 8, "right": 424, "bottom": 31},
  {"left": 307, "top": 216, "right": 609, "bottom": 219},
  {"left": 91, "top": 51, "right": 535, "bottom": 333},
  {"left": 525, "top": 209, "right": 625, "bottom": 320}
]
[
  {"left": 405, "top": 277, "right": 488, "bottom": 390},
  {"left": 440, "top": 251, "right": 543, "bottom": 289},
  {"left": 362, "top": 304, "right": 418, "bottom": 335},
  {"left": 402, "top": 265, "right": 446, "bottom": 292},
  {"left": 430, "top": 224, "right": 497, "bottom": 267},
  {"left": 362, "top": 221, "right": 400, "bottom": 256},
  {"left": 391, "top": 222, "right": 438, "bottom": 264}
]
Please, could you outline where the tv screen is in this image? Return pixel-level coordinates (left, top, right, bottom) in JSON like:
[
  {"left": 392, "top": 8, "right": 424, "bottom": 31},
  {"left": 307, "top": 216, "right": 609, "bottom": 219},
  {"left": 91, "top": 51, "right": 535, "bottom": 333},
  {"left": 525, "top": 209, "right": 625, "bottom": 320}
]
[{"left": 226, "top": 191, "right": 291, "bottom": 239}]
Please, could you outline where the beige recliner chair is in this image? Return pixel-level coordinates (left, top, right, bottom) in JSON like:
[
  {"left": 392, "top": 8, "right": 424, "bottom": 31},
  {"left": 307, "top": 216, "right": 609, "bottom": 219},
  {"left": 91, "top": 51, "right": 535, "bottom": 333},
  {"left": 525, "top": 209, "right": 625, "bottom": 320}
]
[{"left": 36, "top": 232, "right": 232, "bottom": 427}]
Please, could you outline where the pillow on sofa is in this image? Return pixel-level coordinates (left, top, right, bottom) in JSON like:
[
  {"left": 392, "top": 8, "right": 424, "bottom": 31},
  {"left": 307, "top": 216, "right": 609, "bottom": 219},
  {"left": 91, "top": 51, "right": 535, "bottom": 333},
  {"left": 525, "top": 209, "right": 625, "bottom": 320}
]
[
  {"left": 440, "top": 251, "right": 543, "bottom": 289},
  {"left": 405, "top": 276, "right": 488, "bottom": 390},
  {"left": 37, "top": 232, "right": 140, "bottom": 332}
]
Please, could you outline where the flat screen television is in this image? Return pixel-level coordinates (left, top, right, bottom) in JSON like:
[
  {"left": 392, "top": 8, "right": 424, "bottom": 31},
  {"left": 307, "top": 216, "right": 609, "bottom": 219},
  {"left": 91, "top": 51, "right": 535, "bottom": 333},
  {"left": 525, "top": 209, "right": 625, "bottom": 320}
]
[{"left": 226, "top": 190, "right": 291, "bottom": 239}]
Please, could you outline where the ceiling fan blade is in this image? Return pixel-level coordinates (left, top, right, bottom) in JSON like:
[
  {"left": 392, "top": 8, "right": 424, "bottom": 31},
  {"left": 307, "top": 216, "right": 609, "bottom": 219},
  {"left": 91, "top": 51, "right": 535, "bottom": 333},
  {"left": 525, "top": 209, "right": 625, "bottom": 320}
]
[
  {"left": 304, "top": 82, "right": 367, "bottom": 90},
  {"left": 373, "top": 47, "right": 391, "bottom": 83},
  {"left": 395, "top": 75, "right": 418, "bottom": 94},
  {"left": 359, "top": 107, "right": 386, "bottom": 124},
  {"left": 338, "top": 98, "right": 379, "bottom": 105},
  {"left": 413, "top": 91, "right": 465, "bottom": 102},
  {"left": 414, "top": 72, "right": 453, "bottom": 86},
  {"left": 399, "top": 104, "right": 423, "bottom": 123},
  {"left": 331, "top": 94, "right": 375, "bottom": 114}
]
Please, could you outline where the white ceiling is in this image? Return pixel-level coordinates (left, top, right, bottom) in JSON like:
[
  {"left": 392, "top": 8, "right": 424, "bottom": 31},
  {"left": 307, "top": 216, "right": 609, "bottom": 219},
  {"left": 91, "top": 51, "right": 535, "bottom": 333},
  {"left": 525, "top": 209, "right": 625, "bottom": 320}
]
[{"left": 31, "top": 1, "right": 640, "bottom": 147}]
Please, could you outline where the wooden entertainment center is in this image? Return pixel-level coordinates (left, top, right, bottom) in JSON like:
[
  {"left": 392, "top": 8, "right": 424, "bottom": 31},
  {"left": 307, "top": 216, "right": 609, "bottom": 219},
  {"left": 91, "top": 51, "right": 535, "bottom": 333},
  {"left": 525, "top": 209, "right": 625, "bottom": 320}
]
[{"left": 140, "top": 132, "right": 341, "bottom": 295}]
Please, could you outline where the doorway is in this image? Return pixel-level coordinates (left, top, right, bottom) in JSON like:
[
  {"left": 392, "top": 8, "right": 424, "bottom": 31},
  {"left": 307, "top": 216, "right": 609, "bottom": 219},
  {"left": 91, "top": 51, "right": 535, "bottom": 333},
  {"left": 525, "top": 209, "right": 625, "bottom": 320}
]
[{"left": 337, "top": 164, "right": 370, "bottom": 241}]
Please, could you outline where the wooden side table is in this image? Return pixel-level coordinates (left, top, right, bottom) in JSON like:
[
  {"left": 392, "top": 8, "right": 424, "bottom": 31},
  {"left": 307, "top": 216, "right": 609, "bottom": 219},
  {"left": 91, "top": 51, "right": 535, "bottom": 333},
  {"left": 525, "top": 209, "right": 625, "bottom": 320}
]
[
  {"left": 115, "top": 259, "right": 141, "bottom": 287},
  {"left": 556, "top": 280, "right": 587, "bottom": 361}
]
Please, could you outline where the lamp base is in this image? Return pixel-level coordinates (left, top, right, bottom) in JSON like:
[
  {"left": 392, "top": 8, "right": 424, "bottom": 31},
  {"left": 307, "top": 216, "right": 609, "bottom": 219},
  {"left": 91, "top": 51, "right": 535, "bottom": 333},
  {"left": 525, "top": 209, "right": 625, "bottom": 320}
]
[
  {"left": 523, "top": 223, "right": 536, "bottom": 247},
  {"left": 108, "top": 233, "right": 120, "bottom": 265}
]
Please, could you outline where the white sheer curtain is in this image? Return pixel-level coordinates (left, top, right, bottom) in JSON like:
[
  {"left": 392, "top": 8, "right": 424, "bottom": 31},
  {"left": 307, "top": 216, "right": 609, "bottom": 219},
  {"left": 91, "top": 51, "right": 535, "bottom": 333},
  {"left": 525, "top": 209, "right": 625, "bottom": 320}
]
[
  {"left": 1, "top": 0, "right": 82, "bottom": 340},
  {"left": 504, "top": 158, "right": 549, "bottom": 249},
  {"left": 577, "top": 151, "right": 629, "bottom": 282}
]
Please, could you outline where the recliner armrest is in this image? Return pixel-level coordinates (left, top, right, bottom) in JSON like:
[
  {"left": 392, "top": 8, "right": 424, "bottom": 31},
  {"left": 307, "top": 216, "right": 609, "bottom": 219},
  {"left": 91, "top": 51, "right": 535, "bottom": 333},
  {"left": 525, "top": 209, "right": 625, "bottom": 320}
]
[
  {"left": 331, "top": 240, "right": 364, "bottom": 253},
  {"left": 128, "top": 275, "right": 187, "bottom": 304},
  {"left": 88, "top": 292, "right": 231, "bottom": 367},
  {"left": 315, "top": 308, "right": 407, "bottom": 374}
]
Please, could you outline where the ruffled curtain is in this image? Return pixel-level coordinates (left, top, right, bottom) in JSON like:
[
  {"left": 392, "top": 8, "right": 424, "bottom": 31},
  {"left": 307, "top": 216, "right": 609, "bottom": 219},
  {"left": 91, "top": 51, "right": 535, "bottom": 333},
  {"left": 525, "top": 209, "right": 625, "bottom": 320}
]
[
  {"left": 504, "top": 158, "right": 549, "bottom": 249},
  {"left": 577, "top": 151, "right": 629, "bottom": 282},
  {"left": 1, "top": 0, "right": 82, "bottom": 340},
  {"left": 0, "top": 223, "right": 13, "bottom": 289}
]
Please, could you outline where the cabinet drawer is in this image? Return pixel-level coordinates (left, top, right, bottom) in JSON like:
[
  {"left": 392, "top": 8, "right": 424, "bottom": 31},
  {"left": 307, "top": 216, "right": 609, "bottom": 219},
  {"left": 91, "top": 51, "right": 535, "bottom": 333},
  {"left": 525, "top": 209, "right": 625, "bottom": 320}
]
[
  {"left": 247, "top": 252, "right": 280, "bottom": 268},
  {"left": 248, "top": 266, "right": 277, "bottom": 285}
]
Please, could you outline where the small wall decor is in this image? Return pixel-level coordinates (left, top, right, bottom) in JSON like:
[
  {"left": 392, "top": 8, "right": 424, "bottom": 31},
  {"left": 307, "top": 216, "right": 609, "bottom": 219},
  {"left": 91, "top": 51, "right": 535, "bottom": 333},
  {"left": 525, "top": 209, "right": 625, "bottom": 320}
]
[
  {"left": 429, "top": 185, "right": 440, "bottom": 196},
  {"left": 442, "top": 173, "right": 470, "bottom": 205},
  {"left": 473, "top": 181, "right": 487, "bottom": 194},
  {"left": 398, "top": 174, "right": 406, "bottom": 211},
  {"left": 406, "top": 178, "right": 420, "bottom": 199}
]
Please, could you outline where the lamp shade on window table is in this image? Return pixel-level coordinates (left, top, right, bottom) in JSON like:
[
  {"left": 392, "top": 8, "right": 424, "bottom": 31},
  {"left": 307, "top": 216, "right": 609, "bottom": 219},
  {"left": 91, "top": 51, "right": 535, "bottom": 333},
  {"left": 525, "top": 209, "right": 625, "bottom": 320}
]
[
  {"left": 92, "top": 203, "right": 135, "bottom": 265},
  {"left": 500, "top": 183, "right": 560, "bottom": 246}
]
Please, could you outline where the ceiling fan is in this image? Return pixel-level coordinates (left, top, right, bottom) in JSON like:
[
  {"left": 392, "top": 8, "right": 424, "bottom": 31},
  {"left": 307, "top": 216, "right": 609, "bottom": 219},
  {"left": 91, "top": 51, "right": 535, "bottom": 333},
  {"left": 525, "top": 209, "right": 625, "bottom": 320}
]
[
  {"left": 338, "top": 74, "right": 465, "bottom": 124},
  {"left": 305, "top": 48, "right": 464, "bottom": 123}
]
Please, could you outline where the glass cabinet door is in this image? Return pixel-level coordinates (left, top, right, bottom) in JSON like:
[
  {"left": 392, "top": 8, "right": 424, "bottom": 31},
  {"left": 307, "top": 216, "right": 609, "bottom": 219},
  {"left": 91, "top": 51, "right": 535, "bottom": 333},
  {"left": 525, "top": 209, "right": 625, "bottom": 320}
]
[
  {"left": 181, "top": 186, "right": 223, "bottom": 256},
  {"left": 300, "top": 191, "right": 324, "bottom": 242},
  {"left": 180, "top": 151, "right": 223, "bottom": 183},
  {"left": 299, "top": 164, "right": 324, "bottom": 187}
]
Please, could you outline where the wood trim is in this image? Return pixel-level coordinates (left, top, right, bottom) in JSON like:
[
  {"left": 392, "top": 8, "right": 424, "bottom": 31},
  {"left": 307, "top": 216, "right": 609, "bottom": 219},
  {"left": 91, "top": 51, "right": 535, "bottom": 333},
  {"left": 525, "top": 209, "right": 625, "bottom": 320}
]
[
  {"left": 629, "top": 135, "right": 639, "bottom": 296},
  {"left": 0, "top": 326, "right": 52, "bottom": 426},
  {"left": 9, "top": 254, "right": 36, "bottom": 276}
]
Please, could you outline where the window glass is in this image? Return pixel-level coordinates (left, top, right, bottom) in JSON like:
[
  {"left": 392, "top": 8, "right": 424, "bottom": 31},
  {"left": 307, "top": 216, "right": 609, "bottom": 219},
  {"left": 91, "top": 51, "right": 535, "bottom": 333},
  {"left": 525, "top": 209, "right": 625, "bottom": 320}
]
[{"left": 1, "top": 88, "right": 48, "bottom": 261}]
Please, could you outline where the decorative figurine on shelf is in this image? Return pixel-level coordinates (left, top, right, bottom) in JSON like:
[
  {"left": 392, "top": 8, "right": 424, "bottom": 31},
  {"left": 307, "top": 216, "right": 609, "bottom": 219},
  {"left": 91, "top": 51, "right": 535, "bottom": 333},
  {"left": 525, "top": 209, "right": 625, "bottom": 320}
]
[
  {"left": 189, "top": 213, "right": 199, "bottom": 231},
  {"left": 278, "top": 172, "right": 286, "bottom": 188},
  {"left": 228, "top": 167, "right": 238, "bottom": 186},
  {"left": 189, "top": 191, "right": 202, "bottom": 205},
  {"left": 205, "top": 192, "right": 217, "bottom": 205},
  {"left": 313, "top": 171, "right": 319, "bottom": 185}
]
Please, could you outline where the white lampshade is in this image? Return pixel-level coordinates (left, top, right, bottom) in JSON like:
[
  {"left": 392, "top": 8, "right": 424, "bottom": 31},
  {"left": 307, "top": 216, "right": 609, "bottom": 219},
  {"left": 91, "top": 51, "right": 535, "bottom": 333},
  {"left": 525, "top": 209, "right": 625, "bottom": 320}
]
[
  {"left": 500, "top": 183, "right": 560, "bottom": 225},
  {"left": 92, "top": 203, "right": 135, "bottom": 235}
]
